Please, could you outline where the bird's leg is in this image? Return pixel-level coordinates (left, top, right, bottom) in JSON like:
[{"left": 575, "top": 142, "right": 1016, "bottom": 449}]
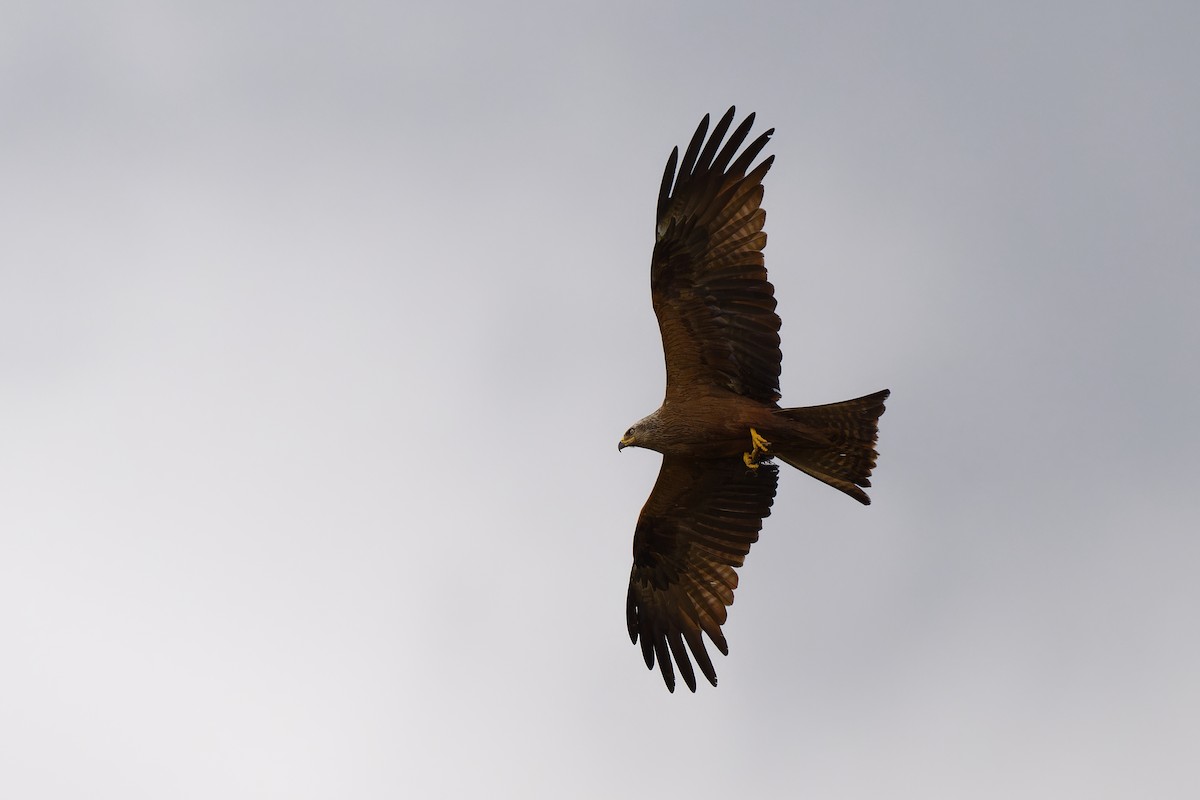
[{"left": 742, "top": 428, "right": 771, "bottom": 469}]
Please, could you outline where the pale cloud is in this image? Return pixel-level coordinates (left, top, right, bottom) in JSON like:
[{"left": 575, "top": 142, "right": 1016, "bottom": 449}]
[{"left": 2, "top": 2, "right": 1198, "bottom": 798}]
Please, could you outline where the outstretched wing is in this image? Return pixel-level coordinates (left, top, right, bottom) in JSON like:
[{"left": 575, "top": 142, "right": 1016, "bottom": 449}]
[
  {"left": 652, "top": 107, "right": 782, "bottom": 405},
  {"left": 627, "top": 456, "right": 779, "bottom": 692}
]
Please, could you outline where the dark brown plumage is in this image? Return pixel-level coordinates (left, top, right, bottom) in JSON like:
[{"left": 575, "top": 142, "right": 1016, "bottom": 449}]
[{"left": 619, "top": 108, "right": 890, "bottom": 692}]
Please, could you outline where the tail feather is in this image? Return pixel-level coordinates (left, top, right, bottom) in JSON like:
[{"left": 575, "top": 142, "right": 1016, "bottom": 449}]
[{"left": 773, "top": 389, "right": 890, "bottom": 505}]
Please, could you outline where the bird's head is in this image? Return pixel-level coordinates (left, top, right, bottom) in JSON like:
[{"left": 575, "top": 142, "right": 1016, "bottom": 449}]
[
  {"left": 618, "top": 425, "right": 637, "bottom": 451},
  {"left": 618, "top": 411, "right": 662, "bottom": 452}
]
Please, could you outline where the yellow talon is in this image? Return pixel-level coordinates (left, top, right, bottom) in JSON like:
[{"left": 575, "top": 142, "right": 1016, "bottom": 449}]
[{"left": 743, "top": 428, "right": 771, "bottom": 469}]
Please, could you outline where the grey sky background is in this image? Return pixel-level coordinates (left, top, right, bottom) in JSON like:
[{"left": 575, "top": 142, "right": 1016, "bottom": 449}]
[{"left": 3, "top": 1, "right": 1198, "bottom": 797}]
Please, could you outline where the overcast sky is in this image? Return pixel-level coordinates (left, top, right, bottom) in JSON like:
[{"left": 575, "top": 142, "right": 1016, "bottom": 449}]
[{"left": 3, "top": 1, "right": 1198, "bottom": 797}]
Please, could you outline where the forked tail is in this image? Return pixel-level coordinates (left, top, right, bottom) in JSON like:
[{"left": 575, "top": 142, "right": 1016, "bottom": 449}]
[{"left": 772, "top": 389, "right": 890, "bottom": 505}]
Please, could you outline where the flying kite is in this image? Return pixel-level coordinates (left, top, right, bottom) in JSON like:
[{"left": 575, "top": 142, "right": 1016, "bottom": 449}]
[{"left": 619, "top": 108, "right": 890, "bottom": 692}]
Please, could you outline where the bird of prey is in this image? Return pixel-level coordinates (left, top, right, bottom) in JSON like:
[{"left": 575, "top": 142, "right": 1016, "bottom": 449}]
[{"left": 618, "top": 108, "right": 890, "bottom": 692}]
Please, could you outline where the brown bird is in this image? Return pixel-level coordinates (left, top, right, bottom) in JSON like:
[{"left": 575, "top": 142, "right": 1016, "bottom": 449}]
[{"left": 619, "top": 107, "right": 890, "bottom": 692}]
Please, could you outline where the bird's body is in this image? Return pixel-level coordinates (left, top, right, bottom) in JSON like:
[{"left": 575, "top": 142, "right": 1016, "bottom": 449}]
[
  {"left": 624, "top": 392, "right": 784, "bottom": 458},
  {"left": 619, "top": 108, "right": 890, "bottom": 692}
]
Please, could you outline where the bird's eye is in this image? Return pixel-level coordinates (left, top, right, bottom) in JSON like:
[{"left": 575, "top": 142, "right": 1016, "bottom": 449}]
[{"left": 625, "top": 428, "right": 633, "bottom": 437}]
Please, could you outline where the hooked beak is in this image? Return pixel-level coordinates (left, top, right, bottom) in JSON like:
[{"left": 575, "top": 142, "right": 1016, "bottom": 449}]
[{"left": 618, "top": 436, "right": 634, "bottom": 451}]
